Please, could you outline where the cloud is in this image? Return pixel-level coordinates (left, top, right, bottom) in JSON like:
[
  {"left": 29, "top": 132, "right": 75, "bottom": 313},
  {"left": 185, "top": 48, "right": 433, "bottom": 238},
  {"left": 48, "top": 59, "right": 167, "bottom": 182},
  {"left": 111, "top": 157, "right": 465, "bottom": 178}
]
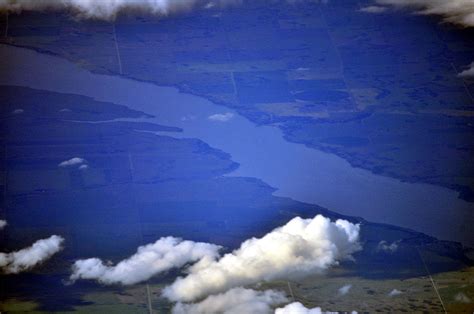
[
  {"left": 275, "top": 302, "right": 325, "bottom": 314},
  {"left": 458, "top": 62, "right": 474, "bottom": 78},
  {"left": 70, "top": 236, "right": 221, "bottom": 285},
  {"left": 388, "top": 289, "right": 403, "bottom": 297},
  {"left": 360, "top": 5, "right": 388, "bottom": 13},
  {"left": 0, "top": 0, "right": 241, "bottom": 20},
  {"left": 375, "top": 0, "right": 474, "bottom": 27},
  {"left": 12, "top": 108, "right": 24, "bottom": 114},
  {"left": 454, "top": 292, "right": 471, "bottom": 303},
  {"left": 376, "top": 240, "right": 399, "bottom": 253},
  {"left": 208, "top": 112, "right": 234, "bottom": 122},
  {"left": 0, "top": 235, "right": 64, "bottom": 274},
  {"left": 163, "top": 215, "right": 361, "bottom": 302},
  {"left": 0, "top": 220, "right": 6, "bottom": 230},
  {"left": 338, "top": 284, "right": 352, "bottom": 296},
  {"left": 58, "top": 157, "right": 87, "bottom": 168},
  {"left": 172, "top": 288, "right": 288, "bottom": 314}
]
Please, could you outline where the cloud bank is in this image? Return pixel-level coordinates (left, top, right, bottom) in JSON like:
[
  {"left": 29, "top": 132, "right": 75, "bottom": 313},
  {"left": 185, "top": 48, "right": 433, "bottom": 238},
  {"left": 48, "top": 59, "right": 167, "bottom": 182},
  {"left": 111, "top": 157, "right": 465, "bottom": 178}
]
[
  {"left": 375, "top": 0, "right": 474, "bottom": 27},
  {"left": 172, "top": 288, "right": 288, "bottom": 314},
  {"left": 0, "top": 235, "right": 64, "bottom": 274},
  {"left": 70, "top": 236, "right": 221, "bottom": 285},
  {"left": 163, "top": 215, "right": 361, "bottom": 302},
  {"left": 0, "top": 0, "right": 241, "bottom": 20}
]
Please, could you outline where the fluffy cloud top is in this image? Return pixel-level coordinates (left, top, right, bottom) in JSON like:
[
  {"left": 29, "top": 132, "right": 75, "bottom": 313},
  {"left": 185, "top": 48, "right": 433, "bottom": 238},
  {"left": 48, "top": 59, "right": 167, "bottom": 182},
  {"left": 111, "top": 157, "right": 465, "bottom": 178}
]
[
  {"left": 58, "top": 157, "right": 87, "bottom": 168},
  {"left": 375, "top": 0, "right": 474, "bottom": 27},
  {"left": 275, "top": 302, "right": 326, "bottom": 314},
  {"left": 163, "top": 215, "right": 361, "bottom": 302},
  {"left": 172, "top": 288, "right": 288, "bottom": 314},
  {"left": 0, "top": 220, "right": 6, "bottom": 230},
  {"left": 0, "top": 0, "right": 240, "bottom": 20},
  {"left": 70, "top": 236, "right": 221, "bottom": 285},
  {"left": 0, "top": 235, "right": 64, "bottom": 274}
]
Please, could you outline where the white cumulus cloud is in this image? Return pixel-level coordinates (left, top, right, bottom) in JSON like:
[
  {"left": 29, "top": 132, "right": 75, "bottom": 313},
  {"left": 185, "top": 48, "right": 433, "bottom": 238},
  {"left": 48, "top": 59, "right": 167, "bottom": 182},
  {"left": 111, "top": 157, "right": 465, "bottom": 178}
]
[
  {"left": 275, "top": 302, "right": 326, "bottom": 314},
  {"left": 163, "top": 215, "right": 361, "bottom": 302},
  {"left": 70, "top": 236, "right": 221, "bottom": 285},
  {"left": 58, "top": 157, "right": 87, "bottom": 168},
  {"left": 0, "top": 235, "right": 64, "bottom": 274},
  {"left": 0, "top": 0, "right": 241, "bottom": 20},
  {"left": 0, "top": 220, "right": 6, "bottom": 230},
  {"left": 172, "top": 288, "right": 288, "bottom": 314}
]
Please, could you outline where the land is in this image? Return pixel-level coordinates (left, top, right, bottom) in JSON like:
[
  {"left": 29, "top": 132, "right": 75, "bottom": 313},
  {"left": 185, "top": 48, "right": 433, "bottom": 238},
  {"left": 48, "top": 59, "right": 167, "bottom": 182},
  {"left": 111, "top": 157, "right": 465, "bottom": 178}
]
[
  {"left": 0, "top": 1, "right": 473, "bottom": 311},
  {"left": 0, "top": 0, "right": 473, "bottom": 200},
  {"left": 0, "top": 86, "right": 472, "bottom": 312}
]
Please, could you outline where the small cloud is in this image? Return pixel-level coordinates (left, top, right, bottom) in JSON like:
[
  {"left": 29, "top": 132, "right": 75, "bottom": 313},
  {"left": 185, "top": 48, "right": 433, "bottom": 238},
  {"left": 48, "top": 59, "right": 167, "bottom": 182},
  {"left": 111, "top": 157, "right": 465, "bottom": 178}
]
[
  {"left": 59, "top": 108, "right": 72, "bottom": 113},
  {"left": 458, "top": 62, "right": 474, "bottom": 78},
  {"left": 0, "top": 220, "right": 6, "bottom": 230},
  {"left": 338, "top": 284, "right": 352, "bottom": 296},
  {"left": 12, "top": 109, "right": 24, "bottom": 114},
  {"left": 377, "top": 240, "right": 399, "bottom": 253},
  {"left": 78, "top": 164, "right": 89, "bottom": 171},
  {"left": 388, "top": 289, "right": 403, "bottom": 297},
  {"left": 70, "top": 237, "right": 221, "bottom": 285},
  {"left": 172, "top": 288, "right": 287, "bottom": 314},
  {"left": 454, "top": 292, "right": 471, "bottom": 303},
  {"left": 164, "top": 215, "right": 361, "bottom": 302},
  {"left": 208, "top": 112, "right": 234, "bottom": 122},
  {"left": 0, "top": 235, "right": 64, "bottom": 274},
  {"left": 360, "top": 5, "right": 388, "bottom": 13},
  {"left": 58, "top": 157, "right": 87, "bottom": 168}
]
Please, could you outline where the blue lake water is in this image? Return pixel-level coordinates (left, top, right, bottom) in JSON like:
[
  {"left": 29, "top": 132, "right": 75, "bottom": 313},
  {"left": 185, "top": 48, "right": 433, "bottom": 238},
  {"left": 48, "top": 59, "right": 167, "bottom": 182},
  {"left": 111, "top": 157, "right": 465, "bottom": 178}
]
[{"left": 1, "top": 44, "right": 472, "bottom": 246}]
